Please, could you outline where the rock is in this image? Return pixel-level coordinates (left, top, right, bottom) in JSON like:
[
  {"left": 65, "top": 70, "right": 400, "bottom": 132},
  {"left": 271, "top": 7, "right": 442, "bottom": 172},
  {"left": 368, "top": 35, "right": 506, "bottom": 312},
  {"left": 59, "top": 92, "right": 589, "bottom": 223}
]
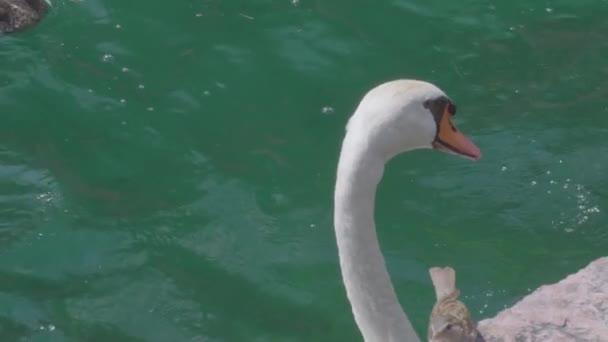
[
  {"left": 477, "top": 257, "right": 608, "bottom": 342},
  {"left": 0, "top": 0, "right": 48, "bottom": 34}
]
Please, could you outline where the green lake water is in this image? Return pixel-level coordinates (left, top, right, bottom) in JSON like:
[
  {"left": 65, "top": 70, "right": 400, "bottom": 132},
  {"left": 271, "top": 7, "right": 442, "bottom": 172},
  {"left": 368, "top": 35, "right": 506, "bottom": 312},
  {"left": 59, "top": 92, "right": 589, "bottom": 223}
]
[{"left": 1, "top": 0, "right": 607, "bottom": 341}]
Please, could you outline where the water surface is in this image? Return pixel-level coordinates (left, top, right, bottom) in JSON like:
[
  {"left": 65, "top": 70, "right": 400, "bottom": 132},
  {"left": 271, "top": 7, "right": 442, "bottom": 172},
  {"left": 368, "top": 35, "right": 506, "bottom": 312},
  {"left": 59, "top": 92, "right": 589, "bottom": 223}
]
[{"left": 1, "top": 0, "right": 607, "bottom": 340}]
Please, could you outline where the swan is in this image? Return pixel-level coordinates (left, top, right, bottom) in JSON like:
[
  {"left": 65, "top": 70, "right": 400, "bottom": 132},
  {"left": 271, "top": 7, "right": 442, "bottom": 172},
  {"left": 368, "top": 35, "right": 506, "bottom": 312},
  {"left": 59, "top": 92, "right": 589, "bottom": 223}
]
[{"left": 333, "top": 79, "right": 481, "bottom": 342}]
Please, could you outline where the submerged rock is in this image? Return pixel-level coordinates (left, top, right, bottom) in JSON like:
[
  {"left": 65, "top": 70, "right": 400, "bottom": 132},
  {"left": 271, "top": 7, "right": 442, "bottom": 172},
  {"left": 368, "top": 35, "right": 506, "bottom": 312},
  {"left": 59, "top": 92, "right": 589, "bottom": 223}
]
[
  {"left": 0, "top": 0, "right": 48, "bottom": 34},
  {"left": 478, "top": 257, "right": 608, "bottom": 341}
]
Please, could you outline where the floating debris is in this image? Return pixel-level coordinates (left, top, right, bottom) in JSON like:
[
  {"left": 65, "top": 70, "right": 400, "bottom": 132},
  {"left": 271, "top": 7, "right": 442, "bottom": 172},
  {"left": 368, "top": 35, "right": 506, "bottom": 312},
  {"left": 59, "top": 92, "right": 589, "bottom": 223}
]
[{"left": 239, "top": 13, "right": 255, "bottom": 20}]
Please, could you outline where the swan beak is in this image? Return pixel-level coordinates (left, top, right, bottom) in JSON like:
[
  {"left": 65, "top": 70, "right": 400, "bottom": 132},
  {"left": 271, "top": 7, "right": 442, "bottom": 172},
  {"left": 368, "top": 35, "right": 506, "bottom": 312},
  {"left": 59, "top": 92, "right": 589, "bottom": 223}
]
[{"left": 432, "top": 107, "right": 481, "bottom": 160}]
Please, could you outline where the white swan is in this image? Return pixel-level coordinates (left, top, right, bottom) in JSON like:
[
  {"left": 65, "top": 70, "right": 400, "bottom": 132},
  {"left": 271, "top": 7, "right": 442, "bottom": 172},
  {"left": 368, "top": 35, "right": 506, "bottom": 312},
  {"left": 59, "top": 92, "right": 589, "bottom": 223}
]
[{"left": 333, "top": 79, "right": 481, "bottom": 342}]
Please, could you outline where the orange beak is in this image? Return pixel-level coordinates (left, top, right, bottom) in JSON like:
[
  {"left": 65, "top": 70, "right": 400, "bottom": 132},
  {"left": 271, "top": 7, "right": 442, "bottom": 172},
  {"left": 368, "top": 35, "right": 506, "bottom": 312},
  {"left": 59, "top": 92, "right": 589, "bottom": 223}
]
[{"left": 432, "top": 106, "right": 481, "bottom": 160}]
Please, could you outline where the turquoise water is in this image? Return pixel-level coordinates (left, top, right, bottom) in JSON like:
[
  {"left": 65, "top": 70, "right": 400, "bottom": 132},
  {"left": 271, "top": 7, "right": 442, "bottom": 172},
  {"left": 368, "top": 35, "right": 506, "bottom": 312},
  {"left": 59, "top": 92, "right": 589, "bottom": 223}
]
[{"left": 1, "top": 0, "right": 607, "bottom": 340}]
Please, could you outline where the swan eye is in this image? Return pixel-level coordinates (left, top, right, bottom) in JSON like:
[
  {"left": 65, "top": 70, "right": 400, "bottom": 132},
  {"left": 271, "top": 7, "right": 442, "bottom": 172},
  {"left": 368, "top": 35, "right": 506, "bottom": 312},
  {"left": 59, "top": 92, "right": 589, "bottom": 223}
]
[
  {"left": 445, "top": 324, "right": 452, "bottom": 331},
  {"left": 447, "top": 103, "right": 457, "bottom": 116}
]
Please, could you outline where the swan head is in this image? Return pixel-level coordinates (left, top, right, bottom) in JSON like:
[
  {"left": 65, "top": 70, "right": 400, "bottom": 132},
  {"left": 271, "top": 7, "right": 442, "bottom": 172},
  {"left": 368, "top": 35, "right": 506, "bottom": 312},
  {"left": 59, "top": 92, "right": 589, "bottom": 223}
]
[{"left": 346, "top": 79, "right": 481, "bottom": 161}]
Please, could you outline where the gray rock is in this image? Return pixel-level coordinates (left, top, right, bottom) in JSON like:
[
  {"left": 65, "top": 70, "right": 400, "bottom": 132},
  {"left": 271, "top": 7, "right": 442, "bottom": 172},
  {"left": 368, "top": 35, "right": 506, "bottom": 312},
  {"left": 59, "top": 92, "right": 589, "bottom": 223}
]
[
  {"left": 0, "top": 0, "right": 47, "bottom": 34},
  {"left": 478, "top": 257, "right": 608, "bottom": 342}
]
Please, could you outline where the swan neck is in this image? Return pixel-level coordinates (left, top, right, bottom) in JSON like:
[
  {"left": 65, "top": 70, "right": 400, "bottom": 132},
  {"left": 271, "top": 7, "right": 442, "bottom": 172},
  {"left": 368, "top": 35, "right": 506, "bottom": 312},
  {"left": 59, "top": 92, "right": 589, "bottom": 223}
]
[{"left": 334, "top": 135, "right": 420, "bottom": 342}]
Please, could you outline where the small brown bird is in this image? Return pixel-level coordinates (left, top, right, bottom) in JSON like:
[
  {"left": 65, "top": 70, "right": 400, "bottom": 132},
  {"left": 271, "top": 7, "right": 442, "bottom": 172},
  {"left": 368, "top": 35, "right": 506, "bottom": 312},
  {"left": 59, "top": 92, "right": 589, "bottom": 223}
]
[{"left": 428, "top": 266, "right": 484, "bottom": 342}]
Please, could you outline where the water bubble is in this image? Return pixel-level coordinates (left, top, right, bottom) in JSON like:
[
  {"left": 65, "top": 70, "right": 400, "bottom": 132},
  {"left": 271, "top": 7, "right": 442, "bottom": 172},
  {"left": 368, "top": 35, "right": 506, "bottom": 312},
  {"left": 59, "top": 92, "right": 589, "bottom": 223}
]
[
  {"left": 37, "top": 193, "right": 53, "bottom": 202},
  {"left": 530, "top": 181, "right": 537, "bottom": 186},
  {"left": 195, "top": 13, "right": 203, "bottom": 17},
  {"left": 138, "top": 84, "right": 145, "bottom": 89},
  {"left": 101, "top": 54, "right": 114, "bottom": 63},
  {"left": 48, "top": 325, "right": 55, "bottom": 332},
  {"left": 546, "top": 170, "right": 551, "bottom": 175},
  {"left": 501, "top": 166, "right": 507, "bottom": 171},
  {"left": 120, "top": 99, "right": 126, "bottom": 104},
  {"left": 121, "top": 121, "right": 127, "bottom": 125},
  {"left": 203, "top": 90, "right": 211, "bottom": 96},
  {"left": 546, "top": 7, "right": 553, "bottom": 13},
  {"left": 147, "top": 107, "right": 155, "bottom": 112},
  {"left": 321, "top": 106, "right": 335, "bottom": 115},
  {"left": 292, "top": 0, "right": 300, "bottom": 5},
  {"left": 550, "top": 180, "right": 556, "bottom": 185},
  {"left": 310, "top": 223, "right": 316, "bottom": 228},
  {"left": 121, "top": 67, "right": 129, "bottom": 72},
  {"left": 215, "top": 82, "right": 226, "bottom": 89},
  {"left": 115, "top": 24, "right": 122, "bottom": 29}
]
